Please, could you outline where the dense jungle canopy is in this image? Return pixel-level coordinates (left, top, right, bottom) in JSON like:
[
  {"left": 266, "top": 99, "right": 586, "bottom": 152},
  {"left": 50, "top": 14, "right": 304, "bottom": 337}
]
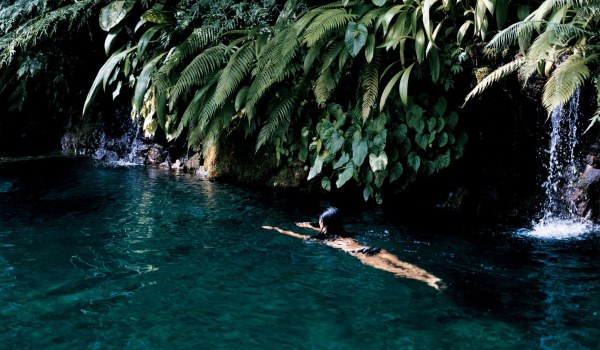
[{"left": 0, "top": 0, "right": 598, "bottom": 206}]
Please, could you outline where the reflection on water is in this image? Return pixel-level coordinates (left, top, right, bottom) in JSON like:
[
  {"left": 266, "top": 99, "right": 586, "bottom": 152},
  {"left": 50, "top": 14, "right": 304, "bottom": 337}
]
[{"left": 1, "top": 156, "right": 599, "bottom": 349}]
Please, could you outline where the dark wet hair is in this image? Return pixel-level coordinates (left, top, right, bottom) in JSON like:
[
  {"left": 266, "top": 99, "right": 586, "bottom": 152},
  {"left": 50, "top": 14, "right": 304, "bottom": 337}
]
[{"left": 319, "top": 207, "right": 344, "bottom": 235}]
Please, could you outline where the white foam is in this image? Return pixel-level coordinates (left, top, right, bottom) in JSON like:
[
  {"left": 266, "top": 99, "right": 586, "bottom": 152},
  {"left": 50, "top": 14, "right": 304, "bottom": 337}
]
[{"left": 520, "top": 218, "right": 596, "bottom": 240}]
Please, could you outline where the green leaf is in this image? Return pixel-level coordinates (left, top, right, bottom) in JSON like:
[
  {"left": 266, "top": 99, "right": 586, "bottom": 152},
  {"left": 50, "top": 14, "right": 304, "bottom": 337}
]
[
  {"left": 399, "top": 63, "right": 415, "bottom": 105},
  {"left": 363, "top": 185, "right": 372, "bottom": 201},
  {"left": 235, "top": 86, "right": 249, "bottom": 111},
  {"left": 415, "top": 132, "right": 429, "bottom": 150},
  {"left": 389, "top": 162, "right": 403, "bottom": 183},
  {"left": 428, "top": 46, "right": 440, "bottom": 82},
  {"left": 446, "top": 111, "right": 458, "bottom": 129},
  {"left": 400, "top": 139, "right": 411, "bottom": 157},
  {"left": 336, "top": 165, "right": 355, "bottom": 188},
  {"left": 105, "top": 25, "right": 122, "bottom": 55},
  {"left": 433, "top": 97, "right": 447, "bottom": 117},
  {"left": 495, "top": 0, "right": 508, "bottom": 29},
  {"left": 353, "top": 138, "right": 369, "bottom": 166},
  {"left": 99, "top": 1, "right": 136, "bottom": 32},
  {"left": 422, "top": 0, "right": 438, "bottom": 43},
  {"left": 438, "top": 132, "right": 448, "bottom": 147},
  {"left": 365, "top": 33, "right": 376, "bottom": 63},
  {"left": 380, "top": 70, "right": 402, "bottom": 111},
  {"left": 328, "top": 130, "right": 345, "bottom": 154},
  {"left": 369, "top": 152, "right": 388, "bottom": 172},
  {"left": 415, "top": 29, "right": 426, "bottom": 64},
  {"left": 373, "top": 0, "right": 387, "bottom": 5},
  {"left": 142, "top": 9, "right": 175, "bottom": 24},
  {"left": 133, "top": 53, "right": 165, "bottom": 115},
  {"left": 374, "top": 170, "right": 387, "bottom": 188},
  {"left": 427, "top": 117, "right": 436, "bottom": 132},
  {"left": 322, "top": 176, "right": 332, "bottom": 191},
  {"left": 345, "top": 22, "right": 369, "bottom": 57},
  {"left": 435, "top": 117, "right": 445, "bottom": 132},
  {"left": 394, "top": 124, "right": 408, "bottom": 143},
  {"left": 83, "top": 46, "right": 137, "bottom": 115},
  {"left": 308, "top": 156, "right": 324, "bottom": 181},
  {"left": 436, "top": 150, "right": 451, "bottom": 169},
  {"left": 517, "top": 4, "right": 530, "bottom": 21},
  {"left": 457, "top": 21, "right": 472, "bottom": 44},
  {"left": 137, "top": 25, "right": 165, "bottom": 58},
  {"left": 407, "top": 152, "right": 420, "bottom": 172},
  {"left": 334, "top": 152, "right": 350, "bottom": 169}
]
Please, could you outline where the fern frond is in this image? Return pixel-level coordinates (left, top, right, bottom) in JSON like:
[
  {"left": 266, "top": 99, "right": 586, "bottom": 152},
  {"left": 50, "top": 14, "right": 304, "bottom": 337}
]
[
  {"left": 213, "top": 41, "right": 255, "bottom": 107},
  {"left": 153, "top": 27, "right": 220, "bottom": 94},
  {"left": 255, "top": 92, "right": 297, "bottom": 151},
  {"left": 463, "top": 59, "right": 523, "bottom": 105},
  {"left": 245, "top": 26, "right": 300, "bottom": 119},
  {"left": 0, "top": 0, "right": 96, "bottom": 67},
  {"left": 360, "top": 60, "right": 379, "bottom": 121},
  {"left": 485, "top": 21, "right": 540, "bottom": 51},
  {"left": 179, "top": 27, "right": 220, "bottom": 59},
  {"left": 190, "top": 92, "right": 220, "bottom": 143},
  {"left": 170, "top": 44, "right": 228, "bottom": 103},
  {"left": 302, "top": 9, "right": 357, "bottom": 47},
  {"left": 542, "top": 53, "right": 594, "bottom": 113},
  {"left": 314, "top": 68, "right": 341, "bottom": 105},
  {"left": 173, "top": 76, "right": 218, "bottom": 141}
]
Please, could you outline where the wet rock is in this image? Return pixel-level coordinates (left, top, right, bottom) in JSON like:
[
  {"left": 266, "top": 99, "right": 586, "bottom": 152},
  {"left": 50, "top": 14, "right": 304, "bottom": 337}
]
[
  {"left": 570, "top": 150, "right": 600, "bottom": 221},
  {"left": 145, "top": 145, "right": 167, "bottom": 165}
]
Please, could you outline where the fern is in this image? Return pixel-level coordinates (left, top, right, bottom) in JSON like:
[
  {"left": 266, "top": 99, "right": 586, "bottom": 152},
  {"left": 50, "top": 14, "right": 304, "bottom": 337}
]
[
  {"left": 542, "top": 53, "right": 594, "bottom": 113},
  {"left": 255, "top": 91, "right": 298, "bottom": 151},
  {"left": 213, "top": 41, "right": 255, "bottom": 108},
  {"left": 153, "top": 26, "right": 220, "bottom": 94},
  {"left": 485, "top": 21, "right": 540, "bottom": 51},
  {"left": 360, "top": 59, "right": 380, "bottom": 121},
  {"left": 170, "top": 74, "right": 218, "bottom": 141},
  {"left": 169, "top": 44, "right": 228, "bottom": 103},
  {"left": 0, "top": 0, "right": 96, "bottom": 67},
  {"left": 302, "top": 9, "right": 357, "bottom": 47},
  {"left": 463, "top": 59, "right": 523, "bottom": 104},
  {"left": 245, "top": 25, "right": 300, "bottom": 119}
]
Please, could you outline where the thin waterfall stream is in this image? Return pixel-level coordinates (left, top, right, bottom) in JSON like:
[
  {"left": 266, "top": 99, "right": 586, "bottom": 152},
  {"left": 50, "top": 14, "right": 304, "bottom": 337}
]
[{"left": 525, "top": 89, "right": 596, "bottom": 239}]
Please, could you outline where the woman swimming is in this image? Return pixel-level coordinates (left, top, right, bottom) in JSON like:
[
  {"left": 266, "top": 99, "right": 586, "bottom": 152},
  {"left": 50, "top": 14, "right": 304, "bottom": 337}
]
[{"left": 263, "top": 207, "right": 446, "bottom": 290}]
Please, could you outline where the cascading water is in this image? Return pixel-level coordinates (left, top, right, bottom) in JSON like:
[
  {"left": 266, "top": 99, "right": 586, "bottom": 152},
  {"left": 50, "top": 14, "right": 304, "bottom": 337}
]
[
  {"left": 93, "top": 118, "right": 144, "bottom": 167},
  {"left": 526, "top": 88, "right": 595, "bottom": 239}
]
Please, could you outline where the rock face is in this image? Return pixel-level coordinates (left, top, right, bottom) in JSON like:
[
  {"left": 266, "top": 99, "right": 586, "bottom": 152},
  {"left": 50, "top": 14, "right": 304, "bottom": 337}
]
[{"left": 571, "top": 147, "right": 600, "bottom": 221}]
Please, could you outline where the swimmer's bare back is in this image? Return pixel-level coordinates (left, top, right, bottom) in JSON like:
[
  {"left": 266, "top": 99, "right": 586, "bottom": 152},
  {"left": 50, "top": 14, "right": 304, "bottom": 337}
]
[{"left": 262, "top": 225, "right": 446, "bottom": 291}]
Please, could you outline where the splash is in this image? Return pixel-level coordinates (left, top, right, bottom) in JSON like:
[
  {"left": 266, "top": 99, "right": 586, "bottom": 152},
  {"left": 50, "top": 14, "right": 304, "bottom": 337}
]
[
  {"left": 93, "top": 120, "right": 144, "bottom": 167},
  {"left": 522, "top": 217, "right": 594, "bottom": 240}
]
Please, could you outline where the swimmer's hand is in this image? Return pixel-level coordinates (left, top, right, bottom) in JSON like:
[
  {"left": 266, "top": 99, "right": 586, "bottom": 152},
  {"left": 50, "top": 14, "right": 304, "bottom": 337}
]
[
  {"left": 295, "top": 222, "right": 313, "bottom": 228},
  {"left": 429, "top": 278, "right": 448, "bottom": 291},
  {"left": 262, "top": 225, "right": 277, "bottom": 231}
]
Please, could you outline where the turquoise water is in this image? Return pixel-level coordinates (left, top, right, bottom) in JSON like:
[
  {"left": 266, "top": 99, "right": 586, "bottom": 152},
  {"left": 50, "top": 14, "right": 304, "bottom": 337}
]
[{"left": 1, "top": 156, "right": 599, "bottom": 349}]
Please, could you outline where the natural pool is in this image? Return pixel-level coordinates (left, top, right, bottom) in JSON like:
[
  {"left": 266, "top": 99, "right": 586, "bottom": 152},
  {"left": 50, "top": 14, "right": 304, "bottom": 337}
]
[{"left": 1, "top": 156, "right": 599, "bottom": 349}]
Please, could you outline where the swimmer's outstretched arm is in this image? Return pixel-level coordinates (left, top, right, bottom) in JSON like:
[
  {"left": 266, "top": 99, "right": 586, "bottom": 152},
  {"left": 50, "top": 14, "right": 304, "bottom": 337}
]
[
  {"left": 262, "top": 226, "right": 310, "bottom": 239},
  {"left": 295, "top": 222, "right": 320, "bottom": 231}
]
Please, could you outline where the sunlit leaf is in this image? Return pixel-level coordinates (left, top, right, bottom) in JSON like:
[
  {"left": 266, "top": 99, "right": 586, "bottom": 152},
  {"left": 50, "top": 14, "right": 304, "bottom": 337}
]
[
  {"left": 345, "top": 22, "right": 368, "bottom": 57},
  {"left": 99, "top": 1, "right": 136, "bottom": 32}
]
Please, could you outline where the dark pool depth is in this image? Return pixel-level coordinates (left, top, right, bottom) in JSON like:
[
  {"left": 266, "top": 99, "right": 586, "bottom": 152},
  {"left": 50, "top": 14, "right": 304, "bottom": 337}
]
[{"left": 1, "top": 156, "right": 599, "bottom": 349}]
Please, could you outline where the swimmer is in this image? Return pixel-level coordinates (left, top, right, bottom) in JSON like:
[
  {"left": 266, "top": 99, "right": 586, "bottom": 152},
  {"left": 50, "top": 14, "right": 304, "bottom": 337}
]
[{"left": 263, "top": 207, "right": 446, "bottom": 290}]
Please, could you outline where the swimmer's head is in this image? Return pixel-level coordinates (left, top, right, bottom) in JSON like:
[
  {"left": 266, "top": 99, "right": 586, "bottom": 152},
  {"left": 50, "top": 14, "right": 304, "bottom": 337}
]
[{"left": 319, "top": 207, "right": 344, "bottom": 235}]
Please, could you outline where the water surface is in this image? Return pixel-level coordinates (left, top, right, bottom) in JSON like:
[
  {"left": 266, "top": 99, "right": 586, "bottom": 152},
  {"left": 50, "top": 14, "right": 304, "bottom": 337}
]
[{"left": 1, "top": 156, "right": 599, "bottom": 349}]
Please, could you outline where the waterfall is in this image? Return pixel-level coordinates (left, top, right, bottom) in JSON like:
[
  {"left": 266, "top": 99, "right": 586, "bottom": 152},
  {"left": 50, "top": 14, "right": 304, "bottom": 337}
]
[
  {"left": 540, "top": 89, "right": 581, "bottom": 221},
  {"left": 526, "top": 88, "right": 595, "bottom": 239},
  {"left": 93, "top": 119, "right": 144, "bottom": 167}
]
